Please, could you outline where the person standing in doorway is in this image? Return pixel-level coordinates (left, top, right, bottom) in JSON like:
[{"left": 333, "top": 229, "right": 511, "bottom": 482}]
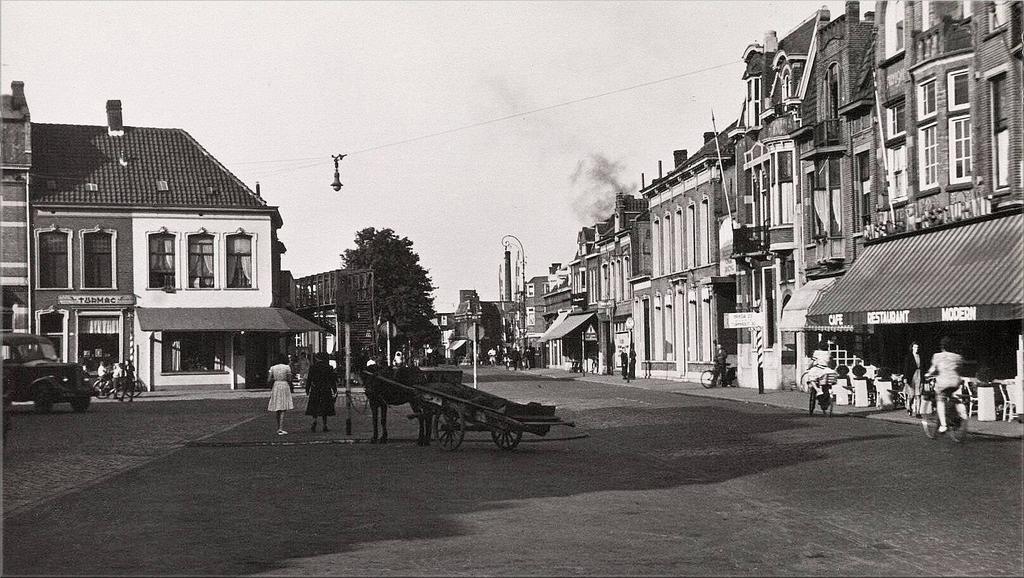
[
  {"left": 305, "top": 352, "right": 337, "bottom": 432},
  {"left": 620, "top": 349, "right": 630, "bottom": 382},
  {"left": 629, "top": 346, "right": 637, "bottom": 380},
  {"left": 902, "top": 341, "right": 924, "bottom": 417},
  {"left": 267, "top": 355, "right": 294, "bottom": 435}
]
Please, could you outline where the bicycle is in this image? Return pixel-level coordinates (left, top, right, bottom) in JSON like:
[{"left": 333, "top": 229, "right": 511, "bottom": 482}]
[
  {"left": 802, "top": 367, "right": 837, "bottom": 417},
  {"left": 113, "top": 378, "right": 142, "bottom": 401},
  {"left": 700, "top": 365, "right": 736, "bottom": 388},
  {"left": 920, "top": 382, "right": 968, "bottom": 442}
]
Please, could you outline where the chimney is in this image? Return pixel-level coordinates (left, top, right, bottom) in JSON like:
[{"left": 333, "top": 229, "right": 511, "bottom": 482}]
[
  {"left": 673, "top": 149, "right": 688, "bottom": 167},
  {"left": 764, "top": 30, "right": 778, "bottom": 53},
  {"left": 658, "top": 160, "right": 663, "bottom": 179},
  {"left": 863, "top": 10, "right": 874, "bottom": 23},
  {"left": 106, "top": 100, "right": 123, "bottom": 136},
  {"left": 819, "top": 5, "right": 831, "bottom": 21},
  {"left": 846, "top": 1, "right": 860, "bottom": 22},
  {"left": 503, "top": 250, "right": 512, "bottom": 302},
  {"left": 549, "top": 263, "right": 562, "bottom": 275},
  {"left": 10, "top": 81, "right": 26, "bottom": 110},
  {"left": 641, "top": 172, "right": 646, "bottom": 189},
  {"left": 704, "top": 131, "right": 717, "bottom": 143}
]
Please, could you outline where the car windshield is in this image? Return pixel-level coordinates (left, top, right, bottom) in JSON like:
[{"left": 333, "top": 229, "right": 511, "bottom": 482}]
[{"left": 17, "top": 342, "right": 60, "bottom": 362}]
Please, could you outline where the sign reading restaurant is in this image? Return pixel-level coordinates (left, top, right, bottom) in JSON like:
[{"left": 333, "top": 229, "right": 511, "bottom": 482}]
[
  {"left": 817, "top": 305, "right": 1004, "bottom": 327},
  {"left": 57, "top": 294, "right": 136, "bottom": 306}
]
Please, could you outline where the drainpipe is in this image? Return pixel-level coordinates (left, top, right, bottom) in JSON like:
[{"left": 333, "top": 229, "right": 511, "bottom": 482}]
[{"left": 25, "top": 173, "right": 32, "bottom": 332}]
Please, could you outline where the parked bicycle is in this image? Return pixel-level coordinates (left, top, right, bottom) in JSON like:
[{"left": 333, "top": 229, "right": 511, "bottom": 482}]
[
  {"left": 920, "top": 379, "right": 968, "bottom": 442},
  {"left": 700, "top": 365, "right": 736, "bottom": 388},
  {"left": 94, "top": 376, "right": 142, "bottom": 400}
]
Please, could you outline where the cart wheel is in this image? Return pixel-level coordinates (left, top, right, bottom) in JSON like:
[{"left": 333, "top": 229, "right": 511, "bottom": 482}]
[
  {"left": 435, "top": 409, "right": 465, "bottom": 451},
  {"left": 491, "top": 427, "right": 523, "bottom": 450}
]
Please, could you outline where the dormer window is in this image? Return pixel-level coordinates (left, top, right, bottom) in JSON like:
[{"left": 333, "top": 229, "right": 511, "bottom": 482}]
[
  {"left": 156, "top": 180, "right": 169, "bottom": 192},
  {"left": 746, "top": 77, "right": 762, "bottom": 126}
]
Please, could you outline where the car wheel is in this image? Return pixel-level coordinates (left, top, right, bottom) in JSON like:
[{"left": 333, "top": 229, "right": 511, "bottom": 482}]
[{"left": 70, "top": 397, "right": 91, "bottom": 412}]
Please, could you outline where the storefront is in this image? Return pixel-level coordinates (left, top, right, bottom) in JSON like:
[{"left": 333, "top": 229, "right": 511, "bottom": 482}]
[
  {"left": 806, "top": 211, "right": 1023, "bottom": 383},
  {"left": 539, "top": 312, "right": 597, "bottom": 372},
  {"left": 35, "top": 294, "right": 136, "bottom": 373}
]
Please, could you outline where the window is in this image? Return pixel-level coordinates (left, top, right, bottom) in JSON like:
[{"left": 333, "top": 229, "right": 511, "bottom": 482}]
[
  {"left": 825, "top": 63, "right": 841, "bottom": 119},
  {"left": 763, "top": 268, "right": 776, "bottom": 349},
  {"left": 83, "top": 231, "right": 114, "bottom": 288},
  {"left": 990, "top": 0, "right": 1010, "bottom": 29},
  {"left": 855, "top": 151, "right": 872, "bottom": 228},
  {"left": 665, "top": 213, "right": 675, "bottom": 273},
  {"left": 887, "top": 145, "right": 908, "bottom": 200},
  {"left": 38, "top": 231, "right": 69, "bottom": 288},
  {"left": 746, "top": 77, "right": 761, "bottom": 126},
  {"left": 226, "top": 234, "right": 252, "bottom": 288},
  {"left": 991, "top": 75, "right": 1010, "bottom": 189},
  {"left": 77, "top": 315, "right": 119, "bottom": 372},
  {"left": 948, "top": 70, "right": 969, "bottom": 111},
  {"left": 526, "top": 307, "right": 536, "bottom": 327},
  {"left": 686, "top": 205, "right": 697, "bottom": 268},
  {"left": 812, "top": 158, "right": 843, "bottom": 238},
  {"left": 188, "top": 234, "right": 215, "bottom": 288},
  {"left": 918, "top": 80, "right": 936, "bottom": 119},
  {"left": 921, "top": 0, "right": 932, "bottom": 28},
  {"left": 700, "top": 199, "right": 712, "bottom": 265},
  {"left": 781, "top": 69, "right": 791, "bottom": 100},
  {"left": 949, "top": 116, "right": 973, "bottom": 184},
  {"left": 162, "top": 332, "right": 225, "bottom": 373},
  {"left": 887, "top": 102, "right": 906, "bottom": 138},
  {"left": 149, "top": 234, "right": 176, "bottom": 288},
  {"left": 885, "top": 0, "right": 905, "bottom": 56},
  {"left": 652, "top": 219, "right": 661, "bottom": 276},
  {"left": 919, "top": 124, "right": 939, "bottom": 188},
  {"left": 776, "top": 151, "right": 794, "bottom": 225},
  {"left": 674, "top": 209, "right": 684, "bottom": 271},
  {"left": 526, "top": 283, "right": 535, "bottom": 298}
]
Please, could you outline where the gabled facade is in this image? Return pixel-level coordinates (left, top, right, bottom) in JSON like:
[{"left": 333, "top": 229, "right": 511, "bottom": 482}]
[{"left": 1, "top": 81, "right": 31, "bottom": 333}]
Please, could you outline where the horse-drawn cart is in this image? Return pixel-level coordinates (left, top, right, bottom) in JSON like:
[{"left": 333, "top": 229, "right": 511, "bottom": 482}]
[{"left": 363, "top": 367, "right": 575, "bottom": 451}]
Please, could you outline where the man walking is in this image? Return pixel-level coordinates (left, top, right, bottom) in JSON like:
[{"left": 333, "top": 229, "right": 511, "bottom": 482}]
[{"left": 620, "top": 349, "right": 630, "bottom": 383}]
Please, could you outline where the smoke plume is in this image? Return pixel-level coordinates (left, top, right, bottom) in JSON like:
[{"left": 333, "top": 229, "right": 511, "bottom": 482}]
[{"left": 570, "top": 154, "right": 635, "bottom": 223}]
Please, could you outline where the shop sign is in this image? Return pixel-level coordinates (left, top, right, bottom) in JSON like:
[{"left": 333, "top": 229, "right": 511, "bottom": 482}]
[
  {"left": 583, "top": 326, "right": 598, "bottom": 341},
  {"left": 828, "top": 314, "right": 846, "bottom": 326},
  {"left": 866, "top": 309, "right": 910, "bottom": 324},
  {"left": 57, "top": 294, "right": 135, "bottom": 306},
  {"left": 941, "top": 306, "right": 977, "bottom": 322},
  {"left": 725, "top": 312, "right": 763, "bottom": 329}
]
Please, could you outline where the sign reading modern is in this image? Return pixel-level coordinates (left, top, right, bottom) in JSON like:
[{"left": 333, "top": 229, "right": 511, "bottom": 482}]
[{"left": 58, "top": 294, "right": 136, "bottom": 306}]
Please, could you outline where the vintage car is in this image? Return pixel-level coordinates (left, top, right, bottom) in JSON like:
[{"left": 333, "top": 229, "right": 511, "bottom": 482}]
[{"left": 1, "top": 332, "right": 92, "bottom": 413}]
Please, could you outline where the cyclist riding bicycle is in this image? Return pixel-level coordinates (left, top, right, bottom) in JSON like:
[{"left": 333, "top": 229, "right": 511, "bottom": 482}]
[
  {"left": 925, "top": 336, "right": 966, "bottom": 433},
  {"left": 804, "top": 348, "right": 837, "bottom": 415}
]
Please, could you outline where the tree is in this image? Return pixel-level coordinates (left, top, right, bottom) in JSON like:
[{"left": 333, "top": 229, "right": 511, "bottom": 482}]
[{"left": 342, "top": 227, "right": 439, "bottom": 352}]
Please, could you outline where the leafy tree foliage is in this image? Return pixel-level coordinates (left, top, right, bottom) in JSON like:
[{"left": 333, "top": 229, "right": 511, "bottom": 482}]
[{"left": 342, "top": 227, "right": 439, "bottom": 351}]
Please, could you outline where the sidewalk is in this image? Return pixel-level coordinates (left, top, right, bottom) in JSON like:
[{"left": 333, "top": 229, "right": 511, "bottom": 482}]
[{"left": 532, "top": 367, "right": 1024, "bottom": 439}]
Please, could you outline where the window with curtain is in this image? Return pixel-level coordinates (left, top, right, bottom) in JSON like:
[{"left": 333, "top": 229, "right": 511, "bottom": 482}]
[
  {"left": 919, "top": 124, "right": 939, "bottom": 188},
  {"left": 226, "top": 234, "right": 253, "bottom": 288},
  {"left": 949, "top": 117, "right": 972, "bottom": 184},
  {"left": 149, "top": 234, "right": 176, "bottom": 288},
  {"left": 188, "top": 234, "right": 215, "bottom": 288},
  {"left": 887, "top": 145, "right": 907, "bottom": 200},
  {"left": 825, "top": 64, "right": 841, "bottom": 119},
  {"left": 776, "top": 151, "right": 794, "bottom": 225},
  {"left": 38, "top": 231, "right": 69, "bottom": 288},
  {"left": 991, "top": 75, "right": 1009, "bottom": 189},
  {"left": 83, "top": 231, "right": 113, "bottom": 288},
  {"left": 162, "top": 332, "right": 224, "bottom": 372},
  {"left": 812, "top": 158, "right": 843, "bottom": 238}
]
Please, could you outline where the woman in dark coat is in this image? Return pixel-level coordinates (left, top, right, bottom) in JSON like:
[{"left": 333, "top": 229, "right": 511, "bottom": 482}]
[
  {"left": 902, "top": 341, "right": 924, "bottom": 417},
  {"left": 305, "top": 352, "right": 338, "bottom": 432}
]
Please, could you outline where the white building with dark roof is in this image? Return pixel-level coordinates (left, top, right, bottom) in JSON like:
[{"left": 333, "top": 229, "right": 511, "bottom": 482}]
[{"left": 23, "top": 90, "right": 319, "bottom": 391}]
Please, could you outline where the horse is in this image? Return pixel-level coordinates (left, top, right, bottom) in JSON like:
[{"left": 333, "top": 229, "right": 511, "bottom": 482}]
[{"left": 362, "top": 366, "right": 434, "bottom": 446}]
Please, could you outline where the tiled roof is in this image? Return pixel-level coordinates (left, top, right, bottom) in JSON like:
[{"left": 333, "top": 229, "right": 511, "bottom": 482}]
[
  {"left": 778, "top": 13, "right": 818, "bottom": 56},
  {"left": 30, "top": 123, "right": 266, "bottom": 208}
]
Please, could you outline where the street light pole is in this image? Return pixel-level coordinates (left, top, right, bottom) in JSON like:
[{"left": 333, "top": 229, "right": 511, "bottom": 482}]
[{"left": 502, "top": 234, "right": 526, "bottom": 366}]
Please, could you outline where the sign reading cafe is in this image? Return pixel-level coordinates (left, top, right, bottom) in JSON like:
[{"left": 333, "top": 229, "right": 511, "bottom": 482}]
[{"left": 57, "top": 294, "right": 136, "bottom": 306}]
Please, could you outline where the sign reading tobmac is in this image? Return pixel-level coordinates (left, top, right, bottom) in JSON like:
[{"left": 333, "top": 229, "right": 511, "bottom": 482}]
[{"left": 57, "top": 294, "right": 136, "bottom": 306}]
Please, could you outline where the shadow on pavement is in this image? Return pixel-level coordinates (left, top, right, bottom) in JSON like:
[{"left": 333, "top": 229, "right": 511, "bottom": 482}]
[{"left": 3, "top": 398, "right": 906, "bottom": 576}]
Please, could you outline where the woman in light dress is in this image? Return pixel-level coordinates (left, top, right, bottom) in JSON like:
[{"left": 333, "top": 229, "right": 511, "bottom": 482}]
[{"left": 267, "top": 355, "right": 294, "bottom": 435}]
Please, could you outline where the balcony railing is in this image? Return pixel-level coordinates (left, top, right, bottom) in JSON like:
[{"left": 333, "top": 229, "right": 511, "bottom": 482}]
[
  {"left": 732, "top": 225, "right": 768, "bottom": 256},
  {"left": 916, "top": 16, "right": 972, "bottom": 62},
  {"left": 813, "top": 119, "right": 842, "bottom": 148}
]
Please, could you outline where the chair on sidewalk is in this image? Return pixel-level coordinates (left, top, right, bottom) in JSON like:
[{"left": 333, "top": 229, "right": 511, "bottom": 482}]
[
  {"left": 961, "top": 379, "right": 978, "bottom": 418},
  {"left": 999, "top": 382, "right": 1019, "bottom": 422}
]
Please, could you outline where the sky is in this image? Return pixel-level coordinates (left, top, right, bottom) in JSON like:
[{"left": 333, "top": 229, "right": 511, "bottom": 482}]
[{"left": 2, "top": 0, "right": 861, "bottom": 312}]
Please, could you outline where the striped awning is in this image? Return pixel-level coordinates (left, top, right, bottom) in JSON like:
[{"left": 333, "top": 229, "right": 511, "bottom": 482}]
[
  {"left": 137, "top": 307, "right": 324, "bottom": 333},
  {"left": 779, "top": 277, "right": 837, "bottom": 331},
  {"left": 806, "top": 212, "right": 1024, "bottom": 328}
]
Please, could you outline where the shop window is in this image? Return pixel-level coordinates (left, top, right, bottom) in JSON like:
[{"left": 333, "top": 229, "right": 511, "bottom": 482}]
[
  {"left": 38, "top": 230, "right": 70, "bottom": 288},
  {"left": 149, "top": 233, "right": 176, "bottom": 289},
  {"left": 188, "top": 234, "right": 215, "bottom": 288},
  {"left": 40, "top": 311, "right": 65, "bottom": 361},
  {"left": 162, "top": 332, "right": 225, "bottom": 372},
  {"left": 83, "top": 231, "right": 114, "bottom": 288},
  {"left": 78, "top": 315, "right": 120, "bottom": 372},
  {"left": 226, "top": 234, "right": 253, "bottom": 288}
]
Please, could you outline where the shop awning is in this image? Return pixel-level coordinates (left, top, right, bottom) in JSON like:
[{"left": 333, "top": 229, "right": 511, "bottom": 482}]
[
  {"left": 136, "top": 307, "right": 325, "bottom": 333},
  {"left": 538, "top": 311, "right": 571, "bottom": 342},
  {"left": 779, "top": 277, "right": 837, "bottom": 331},
  {"left": 806, "top": 212, "right": 1024, "bottom": 328},
  {"left": 540, "top": 313, "right": 596, "bottom": 342},
  {"left": 449, "top": 339, "right": 468, "bottom": 352}
]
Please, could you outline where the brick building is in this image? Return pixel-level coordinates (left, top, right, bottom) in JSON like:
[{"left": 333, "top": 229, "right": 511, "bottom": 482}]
[{"left": 1, "top": 81, "right": 31, "bottom": 333}]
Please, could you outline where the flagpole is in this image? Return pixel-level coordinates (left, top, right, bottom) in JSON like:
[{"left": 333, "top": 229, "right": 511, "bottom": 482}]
[{"left": 710, "top": 109, "right": 733, "bottom": 222}]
